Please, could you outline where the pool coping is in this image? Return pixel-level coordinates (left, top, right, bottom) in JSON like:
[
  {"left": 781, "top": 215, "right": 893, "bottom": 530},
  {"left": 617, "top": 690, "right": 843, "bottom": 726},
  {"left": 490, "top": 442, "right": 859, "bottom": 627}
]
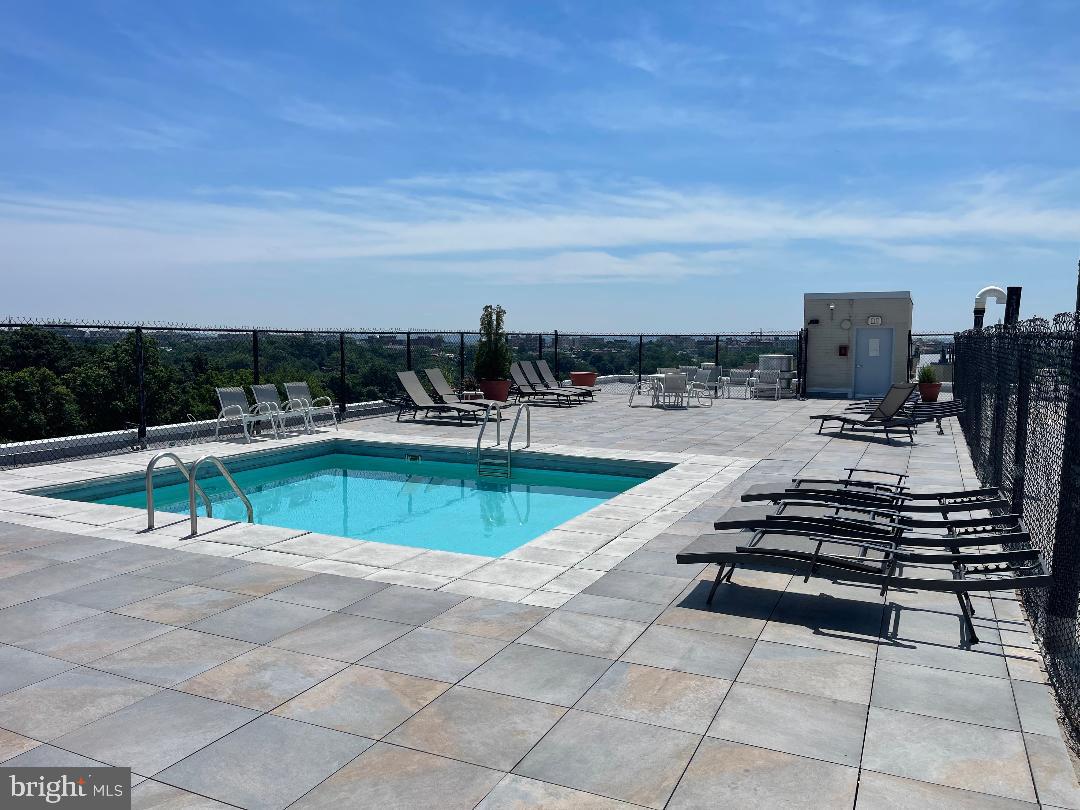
[{"left": 0, "top": 428, "right": 755, "bottom": 607}]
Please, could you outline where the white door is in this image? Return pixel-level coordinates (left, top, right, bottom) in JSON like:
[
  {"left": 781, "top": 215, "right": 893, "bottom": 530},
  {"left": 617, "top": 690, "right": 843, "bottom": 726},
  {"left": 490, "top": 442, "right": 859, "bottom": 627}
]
[{"left": 853, "top": 328, "right": 893, "bottom": 398}]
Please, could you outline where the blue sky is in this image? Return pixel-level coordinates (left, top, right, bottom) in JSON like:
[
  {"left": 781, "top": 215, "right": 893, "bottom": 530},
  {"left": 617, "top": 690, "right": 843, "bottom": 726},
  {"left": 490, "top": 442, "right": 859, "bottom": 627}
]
[{"left": 1, "top": 1, "right": 1077, "bottom": 331}]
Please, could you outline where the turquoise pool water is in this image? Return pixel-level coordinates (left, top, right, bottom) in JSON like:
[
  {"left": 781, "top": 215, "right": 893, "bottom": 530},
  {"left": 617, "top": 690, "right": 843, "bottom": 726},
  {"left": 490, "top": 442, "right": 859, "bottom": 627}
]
[{"left": 67, "top": 453, "right": 646, "bottom": 557}]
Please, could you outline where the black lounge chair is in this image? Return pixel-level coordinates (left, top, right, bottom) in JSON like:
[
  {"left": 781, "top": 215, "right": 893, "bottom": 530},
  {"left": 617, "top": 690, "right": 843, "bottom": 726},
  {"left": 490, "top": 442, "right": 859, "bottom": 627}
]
[
  {"left": 739, "top": 482, "right": 1011, "bottom": 515},
  {"left": 424, "top": 368, "right": 507, "bottom": 413},
  {"left": 395, "top": 371, "right": 486, "bottom": 423},
  {"left": 812, "top": 383, "right": 919, "bottom": 442},
  {"left": 676, "top": 532, "right": 1049, "bottom": 644},
  {"left": 509, "top": 363, "right": 576, "bottom": 406},
  {"left": 521, "top": 361, "right": 589, "bottom": 401},
  {"left": 786, "top": 467, "right": 999, "bottom": 501},
  {"left": 535, "top": 359, "right": 599, "bottom": 397}
]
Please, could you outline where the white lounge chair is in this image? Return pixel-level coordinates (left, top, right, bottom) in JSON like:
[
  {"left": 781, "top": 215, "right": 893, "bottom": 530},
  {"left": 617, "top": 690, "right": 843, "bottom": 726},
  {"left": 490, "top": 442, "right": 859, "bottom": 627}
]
[
  {"left": 214, "top": 387, "right": 281, "bottom": 443},
  {"left": 252, "top": 383, "right": 312, "bottom": 434},
  {"left": 284, "top": 381, "right": 339, "bottom": 430}
]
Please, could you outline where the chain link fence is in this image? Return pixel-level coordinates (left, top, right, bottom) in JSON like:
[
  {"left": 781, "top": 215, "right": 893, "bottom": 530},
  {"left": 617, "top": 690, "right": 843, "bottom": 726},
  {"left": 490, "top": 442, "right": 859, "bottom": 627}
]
[
  {"left": 0, "top": 320, "right": 802, "bottom": 467},
  {"left": 954, "top": 307, "right": 1080, "bottom": 743}
]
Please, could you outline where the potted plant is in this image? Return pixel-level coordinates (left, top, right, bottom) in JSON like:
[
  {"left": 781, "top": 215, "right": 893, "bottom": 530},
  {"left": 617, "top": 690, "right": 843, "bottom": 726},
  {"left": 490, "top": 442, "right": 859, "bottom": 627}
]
[
  {"left": 474, "top": 304, "right": 512, "bottom": 401},
  {"left": 917, "top": 364, "right": 942, "bottom": 402}
]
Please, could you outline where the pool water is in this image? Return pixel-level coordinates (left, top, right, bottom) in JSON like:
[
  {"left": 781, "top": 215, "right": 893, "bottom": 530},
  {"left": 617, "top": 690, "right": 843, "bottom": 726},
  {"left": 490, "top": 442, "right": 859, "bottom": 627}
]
[{"left": 77, "top": 453, "right": 646, "bottom": 557}]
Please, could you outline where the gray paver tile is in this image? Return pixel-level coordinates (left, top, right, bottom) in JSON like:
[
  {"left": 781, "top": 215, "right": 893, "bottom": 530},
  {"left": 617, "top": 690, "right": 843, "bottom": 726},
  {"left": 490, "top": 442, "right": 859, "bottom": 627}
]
[
  {"left": 621, "top": 624, "right": 755, "bottom": 680},
  {"left": 187, "top": 597, "right": 331, "bottom": 644},
  {"left": 0, "top": 666, "right": 158, "bottom": 740},
  {"left": 707, "top": 681, "right": 867, "bottom": 766},
  {"left": 94, "top": 628, "right": 255, "bottom": 687},
  {"left": 177, "top": 646, "right": 346, "bottom": 710},
  {"left": 462, "top": 643, "right": 610, "bottom": 706},
  {"left": 197, "top": 562, "right": 316, "bottom": 596},
  {"left": 131, "top": 780, "right": 236, "bottom": 809},
  {"left": 855, "top": 770, "right": 1038, "bottom": 809},
  {"left": 157, "top": 714, "right": 373, "bottom": 810},
  {"left": 292, "top": 742, "right": 503, "bottom": 810},
  {"left": 268, "top": 612, "right": 411, "bottom": 662},
  {"left": 582, "top": 569, "right": 690, "bottom": 606},
  {"left": 667, "top": 737, "right": 859, "bottom": 809},
  {"left": 861, "top": 706, "right": 1036, "bottom": 803},
  {"left": 0, "top": 728, "right": 40, "bottom": 763},
  {"left": 387, "top": 685, "right": 565, "bottom": 770},
  {"left": 265, "top": 572, "right": 387, "bottom": 610},
  {"left": 113, "top": 584, "right": 253, "bottom": 625},
  {"left": 17, "top": 611, "right": 173, "bottom": 664},
  {"left": 425, "top": 597, "right": 550, "bottom": 640},
  {"left": 343, "top": 584, "right": 466, "bottom": 624},
  {"left": 360, "top": 627, "right": 506, "bottom": 682},
  {"left": 871, "top": 659, "right": 1020, "bottom": 731},
  {"left": 273, "top": 664, "right": 449, "bottom": 738},
  {"left": 578, "top": 660, "right": 731, "bottom": 734},
  {"left": 1012, "top": 680, "right": 1063, "bottom": 738},
  {"left": 137, "top": 555, "right": 249, "bottom": 585},
  {"left": 0, "top": 644, "right": 75, "bottom": 694},
  {"left": 737, "top": 639, "right": 875, "bottom": 703},
  {"left": 515, "top": 709, "right": 698, "bottom": 809},
  {"left": 54, "top": 689, "right": 259, "bottom": 776},
  {"left": 517, "top": 611, "right": 646, "bottom": 659},
  {"left": 561, "top": 592, "right": 666, "bottom": 623},
  {"left": 52, "top": 574, "right": 182, "bottom": 611},
  {"left": 1024, "top": 732, "right": 1080, "bottom": 809},
  {"left": 476, "top": 774, "right": 637, "bottom": 809},
  {"left": 0, "top": 598, "right": 101, "bottom": 643}
]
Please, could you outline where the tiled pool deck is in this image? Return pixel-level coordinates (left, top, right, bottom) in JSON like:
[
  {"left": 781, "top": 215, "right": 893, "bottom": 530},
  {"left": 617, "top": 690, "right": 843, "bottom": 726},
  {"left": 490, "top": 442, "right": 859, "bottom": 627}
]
[{"left": 0, "top": 392, "right": 1076, "bottom": 808}]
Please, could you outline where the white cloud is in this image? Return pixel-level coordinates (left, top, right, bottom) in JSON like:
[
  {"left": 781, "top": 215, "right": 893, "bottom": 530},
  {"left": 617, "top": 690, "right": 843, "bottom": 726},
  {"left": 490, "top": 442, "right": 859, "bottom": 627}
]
[{"left": 275, "top": 98, "right": 389, "bottom": 132}]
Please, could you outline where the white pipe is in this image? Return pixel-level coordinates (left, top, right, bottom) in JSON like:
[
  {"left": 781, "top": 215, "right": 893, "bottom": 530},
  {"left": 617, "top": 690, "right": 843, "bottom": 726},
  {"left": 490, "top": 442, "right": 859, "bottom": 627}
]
[{"left": 974, "top": 286, "right": 1007, "bottom": 309}]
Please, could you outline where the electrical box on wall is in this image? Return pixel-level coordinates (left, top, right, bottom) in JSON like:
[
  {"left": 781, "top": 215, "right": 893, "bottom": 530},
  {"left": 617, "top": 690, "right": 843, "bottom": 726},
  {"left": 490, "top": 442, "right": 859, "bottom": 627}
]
[
  {"left": 838, "top": 345, "right": 848, "bottom": 357},
  {"left": 867, "top": 315, "right": 883, "bottom": 326}
]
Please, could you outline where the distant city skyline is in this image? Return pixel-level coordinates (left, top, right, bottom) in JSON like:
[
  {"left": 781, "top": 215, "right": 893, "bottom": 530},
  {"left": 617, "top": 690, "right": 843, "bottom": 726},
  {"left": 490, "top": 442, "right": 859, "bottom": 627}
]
[{"left": 2, "top": 1, "right": 1078, "bottom": 331}]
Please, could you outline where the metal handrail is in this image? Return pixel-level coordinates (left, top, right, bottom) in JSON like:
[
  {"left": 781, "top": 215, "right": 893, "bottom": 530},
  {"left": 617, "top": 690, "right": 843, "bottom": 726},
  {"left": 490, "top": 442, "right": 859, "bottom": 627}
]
[
  {"left": 145, "top": 452, "right": 213, "bottom": 530},
  {"left": 505, "top": 404, "right": 531, "bottom": 472},
  {"left": 188, "top": 455, "right": 254, "bottom": 536},
  {"left": 475, "top": 403, "right": 497, "bottom": 466}
]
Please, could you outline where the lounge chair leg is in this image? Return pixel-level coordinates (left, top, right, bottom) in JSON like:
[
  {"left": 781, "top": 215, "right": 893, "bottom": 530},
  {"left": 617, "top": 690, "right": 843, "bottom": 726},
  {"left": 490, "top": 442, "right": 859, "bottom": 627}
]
[
  {"left": 956, "top": 593, "right": 980, "bottom": 645},
  {"left": 706, "top": 566, "right": 728, "bottom": 605}
]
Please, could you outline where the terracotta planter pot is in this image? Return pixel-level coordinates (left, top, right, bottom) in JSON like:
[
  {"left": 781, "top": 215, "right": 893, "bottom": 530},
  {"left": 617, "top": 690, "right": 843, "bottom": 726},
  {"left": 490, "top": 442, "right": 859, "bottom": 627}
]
[
  {"left": 570, "top": 371, "right": 598, "bottom": 387},
  {"left": 478, "top": 379, "right": 511, "bottom": 402},
  {"left": 918, "top": 382, "right": 942, "bottom": 402}
]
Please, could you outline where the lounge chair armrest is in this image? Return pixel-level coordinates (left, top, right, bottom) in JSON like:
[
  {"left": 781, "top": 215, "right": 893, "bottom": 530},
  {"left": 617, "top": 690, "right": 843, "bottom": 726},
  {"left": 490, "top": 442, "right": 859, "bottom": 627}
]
[
  {"left": 218, "top": 405, "right": 245, "bottom": 419},
  {"left": 844, "top": 467, "right": 908, "bottom": 481},
  {"left": 252, "top": 402, "right": 280, "bottom": 415},
  {"left": 310, "top": 396, "right": 333, "bottom": 407}
]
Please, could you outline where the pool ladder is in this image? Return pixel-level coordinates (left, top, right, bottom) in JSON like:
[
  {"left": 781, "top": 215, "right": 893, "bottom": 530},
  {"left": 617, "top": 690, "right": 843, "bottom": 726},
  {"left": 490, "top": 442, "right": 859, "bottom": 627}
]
[
  {"left": 476, "top": 404, "right": 530, "bottom": 478},
  {"left": 145, "top": 451, "right": 253, "bottom": 536}
]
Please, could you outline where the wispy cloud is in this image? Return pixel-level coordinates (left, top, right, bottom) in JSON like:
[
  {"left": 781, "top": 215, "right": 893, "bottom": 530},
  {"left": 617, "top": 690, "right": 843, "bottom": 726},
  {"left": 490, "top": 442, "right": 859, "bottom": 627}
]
[
  {"left": 275, "top": 98, "right": 389, "bottom": 132},
  {"left": 439, "top": 13, "right": 565, "bottom": 67}
]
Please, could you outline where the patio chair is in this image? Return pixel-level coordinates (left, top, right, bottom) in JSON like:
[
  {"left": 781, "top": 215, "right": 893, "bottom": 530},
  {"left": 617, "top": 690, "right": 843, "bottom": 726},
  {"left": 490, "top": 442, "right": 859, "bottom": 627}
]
[
  {"left": 739, "top": 480, "right": 1010, "bottom": 515},
  {"left": 676, "top": 531, "right": 1049, "bottom": 644},
  {"left": 424, "top": 368, "right": 508, "bottom": 412},
  {"left": 521, "top": 361, "right": 589, "bottom": 401},
  {"left": 785, "top": 467, "right": 1000, "bottom": 504},
  {"left": 284, "top": 381, "right": 339, "bottom": 431},
  {"left": 395, "top": 371, "right": 486, "bottom": 423},
  {"left": 657, "top": 367, "right": 677, "bottom": 373},
  {"left": 251, "top": 383, "right": 312, "bottom": 434},
  {"left": 724, "top": 369, "right": 753, "bottom": 399},
  {"left": 679, "top": 365, "right": 699, "bottom": 376},
  {"left": 688, "top": 369, "right": 716, "bottom": 407},
  {"left": 214, "top": 386, "right": 281, "bottom": 443},
  {"left": 509, "top": 362, "right": 576, "bottom": 406},
  {"left": 536, "top": 359, "right": 599, "bottom": 397},
  {"left": 751, "top": 370, "right": 781, "bottom": 400},
  {"left": 659, "top": 372, "right": 688, "bottom": 408},
  {"left": 812, "top": 383, "right": 919, "bottom": 443}
]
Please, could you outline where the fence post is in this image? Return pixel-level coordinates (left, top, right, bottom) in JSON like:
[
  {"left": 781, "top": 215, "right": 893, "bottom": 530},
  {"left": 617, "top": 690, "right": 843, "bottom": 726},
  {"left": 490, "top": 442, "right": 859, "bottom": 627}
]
[
  {"left": 553, "top": 330, "right": 559, "bottom": 377},
  {"left": 1010, "top": 328, "right": 1030, "bottom": 516},
  {"left": 714, "top": 335, "right": 720, "bottom": 368},
  {"left": 1045, "top": 265, "right": 1080, "bottom": 648},
  {"left": 135, "top": 326, "right": 147, "bottom": 449},
  {"left": 459, "top": 332, "right": 465, "bottom": 385},
  {"left": 338, "top": 332, "right": 346, "bottom": 417},
  {"left": 406, "top": 332, "right": 412, "bottom": 371},
  {"left": 252, "top": 330, "right": 260, "bottom": 385},
  {"left": 537, "top": 334, "right": 543, "bottom": 359},
  {"left": 638, "top": 335, "right": 643, "bottom": 381}
]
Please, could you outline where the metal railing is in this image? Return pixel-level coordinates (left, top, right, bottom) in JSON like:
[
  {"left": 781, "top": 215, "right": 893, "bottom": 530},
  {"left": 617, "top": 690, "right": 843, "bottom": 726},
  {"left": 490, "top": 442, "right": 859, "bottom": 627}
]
[
  {"left": 145, "top": 452, "right": 212, "bottom": 530},
  {"left": 187, "top": 455, "right": 253, "bottom": 536}
]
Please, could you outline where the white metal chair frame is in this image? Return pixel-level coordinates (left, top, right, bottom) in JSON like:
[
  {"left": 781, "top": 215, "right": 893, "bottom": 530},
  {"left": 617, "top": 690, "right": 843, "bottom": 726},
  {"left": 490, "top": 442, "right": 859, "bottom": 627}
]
[{"left": 214, "top": 387, "right": 282, "bottom": 443}]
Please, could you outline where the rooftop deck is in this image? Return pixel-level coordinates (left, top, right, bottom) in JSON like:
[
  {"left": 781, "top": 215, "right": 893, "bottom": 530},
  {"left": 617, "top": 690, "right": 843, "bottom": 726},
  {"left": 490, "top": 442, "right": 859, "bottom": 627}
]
[{"left": 0, "top": 392, "right": 1076, "bottom": 808}]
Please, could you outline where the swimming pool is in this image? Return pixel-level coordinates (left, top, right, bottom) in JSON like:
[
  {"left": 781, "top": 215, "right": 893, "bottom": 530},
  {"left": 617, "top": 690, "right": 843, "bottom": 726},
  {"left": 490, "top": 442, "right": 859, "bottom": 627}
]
[{"left": 49, "top": 449, "right": 653, "bottom": 557}]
